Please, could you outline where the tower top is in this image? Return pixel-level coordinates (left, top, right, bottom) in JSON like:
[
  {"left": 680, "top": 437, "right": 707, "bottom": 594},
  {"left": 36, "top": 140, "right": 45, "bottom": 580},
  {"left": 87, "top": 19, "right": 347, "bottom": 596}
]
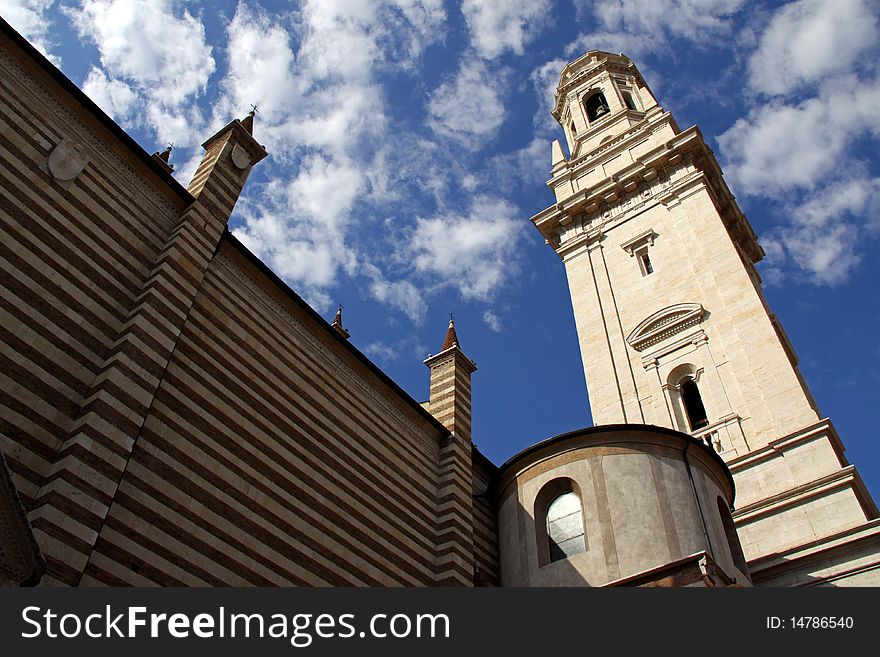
[
  {"left": 424, "top": 316, "right": 476, "bottom": 373},
  {"left": 240, "top": 106, "right": 257, "bottom": 135},
  {"left": 550, "top": 49, "right": 660, "bottom": 162},
  {"left": 441, "top": 317, "right": 459, "bottom": 350}
]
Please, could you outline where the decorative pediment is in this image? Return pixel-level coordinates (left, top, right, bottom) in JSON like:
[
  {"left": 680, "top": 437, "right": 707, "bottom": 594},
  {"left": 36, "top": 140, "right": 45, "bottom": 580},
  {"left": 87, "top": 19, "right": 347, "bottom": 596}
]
[{"left": 627, "top": 303, "right": 704, "bottom": 351}]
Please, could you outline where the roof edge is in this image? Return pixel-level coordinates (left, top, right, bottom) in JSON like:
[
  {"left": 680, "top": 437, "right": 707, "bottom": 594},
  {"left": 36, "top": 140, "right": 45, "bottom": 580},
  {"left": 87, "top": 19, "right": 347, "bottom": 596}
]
[{"left": 496, "top": 423, "right": 735, "bottom": 498}]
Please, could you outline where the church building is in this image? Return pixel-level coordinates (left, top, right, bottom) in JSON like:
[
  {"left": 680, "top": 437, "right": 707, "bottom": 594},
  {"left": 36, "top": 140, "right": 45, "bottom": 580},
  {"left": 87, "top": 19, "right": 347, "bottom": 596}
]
[{"left": 0, "top": 18, "right": 877, "bottom": 587}]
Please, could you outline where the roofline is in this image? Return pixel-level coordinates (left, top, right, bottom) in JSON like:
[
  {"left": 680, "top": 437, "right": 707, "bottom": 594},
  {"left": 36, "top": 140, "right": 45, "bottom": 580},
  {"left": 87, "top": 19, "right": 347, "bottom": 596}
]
[
  {"left": 223, "top": 231, "right": 452, "bottom": 439},
  {"left": 0, "top": 16, "right": 194, "bottom": 205},
  {"left": 496, "top": 423, "right": 735, "bottom": 496}
]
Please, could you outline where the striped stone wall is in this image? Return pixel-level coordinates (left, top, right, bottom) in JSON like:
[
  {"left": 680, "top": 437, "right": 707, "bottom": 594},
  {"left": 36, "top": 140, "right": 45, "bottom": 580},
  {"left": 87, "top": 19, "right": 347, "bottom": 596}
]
[
  {"left": 80, "top": 241, "right": 453, "bottom": 585},
  {"left": 0, "top": 30, "right": 197, "bottom": 585},
  {"left": 425, "top": 347, "right": 478, "bottom": 585},
  {"left": 0, "top": 22, "right": 498, "bottom": 587}
]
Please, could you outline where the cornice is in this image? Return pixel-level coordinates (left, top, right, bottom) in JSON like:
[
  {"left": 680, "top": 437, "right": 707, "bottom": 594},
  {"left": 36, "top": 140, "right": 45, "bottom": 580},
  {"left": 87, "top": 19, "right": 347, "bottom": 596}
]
[
  {"left": 552, "top": 110, "right": 673, "bottom": 184},
  {"left": 533, "top": 125, "right": 762, "bottom": 267}
]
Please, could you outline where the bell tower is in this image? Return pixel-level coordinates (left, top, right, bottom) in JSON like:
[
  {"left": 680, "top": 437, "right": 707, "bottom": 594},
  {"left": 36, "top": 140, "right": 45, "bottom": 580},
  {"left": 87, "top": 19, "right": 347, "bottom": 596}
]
[{"left": 532, "top": 50, "right": 880, "bottom": 586}]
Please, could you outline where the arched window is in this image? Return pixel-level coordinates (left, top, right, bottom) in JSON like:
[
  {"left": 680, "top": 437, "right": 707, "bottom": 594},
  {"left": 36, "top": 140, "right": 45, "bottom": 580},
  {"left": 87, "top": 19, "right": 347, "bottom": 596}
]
[
  {"left": 680, "top": 376, "right": 709, "bottom": 430},
  {"left": 546, "top": 492, "right": 586, "bottom": 562},
  {"left": 534, "top": 478, "right": 587, "bottom": 566},
  {"left": 717, "top": 497, "right": 749, "bottom": 578},
  {"left": 585, "top": 92, "right": 610, "bottom": 122},
  {"left": 621, "top": 90, "right": 638, "bottom": 111}
]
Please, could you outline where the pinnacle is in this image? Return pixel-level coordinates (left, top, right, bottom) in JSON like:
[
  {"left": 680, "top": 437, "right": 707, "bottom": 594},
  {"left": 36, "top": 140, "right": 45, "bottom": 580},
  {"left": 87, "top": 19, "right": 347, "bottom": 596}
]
[
  {"left": 441, "top": 316, "right": 459, "bottom": 351},
  {"left": 331, "top": 303, "right": 350, "bottom": 340},
  {"left": 240, "top": 104, "right": 258, "bottom": 135}
]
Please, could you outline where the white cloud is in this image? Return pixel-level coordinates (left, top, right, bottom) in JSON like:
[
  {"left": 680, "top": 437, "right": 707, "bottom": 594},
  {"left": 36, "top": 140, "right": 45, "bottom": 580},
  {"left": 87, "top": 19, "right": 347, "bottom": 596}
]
[
  {"left": 297, "top": 0, "right": 444, "bottom": 78},
  {"left": 760, "top": 177, "right": 880, "bottom": 286},
  {"left": 364, "top": 341, "right": 398, "bottom": 362},
  {"left": 81, "top": 67, "right": 138, "bottom": 119},
  {"left": 0, "top": 0, "right": 57, "bottom": 60},
  {"left": 565, "top": 29, "right": 660, "bottom": 63},
  {"left": 716, "top": 0, "right": 880, "bottom": 288},
  {"left": 529, "top": 57, "right": 567, "bottom": 135},
  {"left": 592, "top": 0, "right": 744, "bottom": 42},
  {"left": 216, "top": 5, "right": 301, "bottom": 131},
  {"left": 68, "top": 0, "right": 215, "bottom": 145},
  {"left": 569, "top": 0, "right": 745, "bottom": 57},
  {"left": 71, "top": 0, "right": 214, "bottom": 104},
  {"left": 407, "top": 196, "right": 523, "bottom": 301},
  {"left": 221, "top": 1, "right": 458, "bottom": 316},
  {"left": 748, "top": 0, "right": 879, "bottom": 96},
  {"left": 363, "top": 264, "right": 427, "bottom": 323},
  {"left": 461, "top": 0, "right": 553, "bottom": 60},
  {"left": 231, "top": 152, "right": 363, "bottom": 302},
  {"left": 717, "top": 76, "right": 880, "bottom": 197},
  {"left": 286, "top": 154, "right": 365, "bottom": 232},
  {"left": 489, "top": 137, "right": 550, "bottom": 192},
  {"left": 233, "top": 209, "right": 340, "bottom": 310},
  {"left": 428, "top": 59, "right": 508, "bottom": 148},
  {"left": 482, "top": 309, "right": 502, "bottom": 332}
]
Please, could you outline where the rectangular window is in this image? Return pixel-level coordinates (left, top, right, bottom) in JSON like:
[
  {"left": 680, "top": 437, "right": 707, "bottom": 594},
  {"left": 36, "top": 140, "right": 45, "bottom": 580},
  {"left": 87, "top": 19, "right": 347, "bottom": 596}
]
[
  {"left": 637, "top": 248, "right": 654, "bottom": 276},
  {"left": 621, "top": 90, "right": 638, "bottom": 111}
]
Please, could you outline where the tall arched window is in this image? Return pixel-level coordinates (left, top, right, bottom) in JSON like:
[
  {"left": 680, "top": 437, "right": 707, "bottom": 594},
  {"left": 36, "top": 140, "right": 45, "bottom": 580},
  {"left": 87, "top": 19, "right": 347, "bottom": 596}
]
[
  {"left": 680, "top": 376, "right": 709, "bottom": 430},
  {"left": 585, "top": 92, "right": 610, "bottom": 122},
  {"left": 534, "top": 478, "right": 587, "bottom": 566},
  {"left": 546, "top": 492, "right": 586, "bottom": 562}
]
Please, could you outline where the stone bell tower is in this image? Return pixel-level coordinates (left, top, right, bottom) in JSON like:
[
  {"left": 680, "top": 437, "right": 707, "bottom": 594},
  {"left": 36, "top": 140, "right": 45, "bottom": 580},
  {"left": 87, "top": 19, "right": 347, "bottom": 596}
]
[{"left": 531, "top": 50, "right": 880, "bottom": 586}]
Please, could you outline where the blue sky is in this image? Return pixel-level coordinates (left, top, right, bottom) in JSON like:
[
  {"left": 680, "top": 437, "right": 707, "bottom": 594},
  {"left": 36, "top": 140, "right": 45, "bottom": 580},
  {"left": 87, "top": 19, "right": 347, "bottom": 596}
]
[{"left": 3, "top": 0, "right": 879, "bottom": 499}]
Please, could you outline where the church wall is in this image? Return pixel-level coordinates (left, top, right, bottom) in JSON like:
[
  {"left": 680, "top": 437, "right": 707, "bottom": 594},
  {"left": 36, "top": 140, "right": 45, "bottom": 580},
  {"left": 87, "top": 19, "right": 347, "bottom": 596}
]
[
  {"left": 0, "top": 28, "right": 189, "bottom": 562},
  {"left": 0, "top": 23, "right": 490, "bottom": 586},
  {"left": 79, "top": 240, "right": 455, "bottom": 585}
]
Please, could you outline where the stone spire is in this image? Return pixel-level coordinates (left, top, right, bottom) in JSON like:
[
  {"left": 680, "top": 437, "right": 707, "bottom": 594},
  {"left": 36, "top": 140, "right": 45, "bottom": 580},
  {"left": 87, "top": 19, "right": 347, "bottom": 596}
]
[
  {"left": 151, "top": 144, "right": 174, "bottom": 174},
  {"left": 240, "top": 107, "right": 256, "bottom": 135},
  {"left": 441, "top": 316, "right": 459, "bottom": 350},
  {"left": 424, "top": 316, "right": 476, "bottom": 441},
  {"left": 331, "top": 304, "right": 350, "bottom": 340}
]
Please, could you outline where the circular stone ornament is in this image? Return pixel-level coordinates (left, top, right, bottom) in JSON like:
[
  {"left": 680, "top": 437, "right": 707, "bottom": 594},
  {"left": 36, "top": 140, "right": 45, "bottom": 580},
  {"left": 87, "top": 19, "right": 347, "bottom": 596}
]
[{"left": 231, "top": 144, "right": 251, "bottom": 170}]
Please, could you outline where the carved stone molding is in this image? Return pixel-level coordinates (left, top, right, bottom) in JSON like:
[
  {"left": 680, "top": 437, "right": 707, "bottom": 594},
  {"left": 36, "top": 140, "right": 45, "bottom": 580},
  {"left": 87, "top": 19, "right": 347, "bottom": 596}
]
[
  {"left": 627, "top": 303, "right": 705, "bottom": 352},
  {"left": 620, "top": 228, "right": 657, "bottom": 256}
]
